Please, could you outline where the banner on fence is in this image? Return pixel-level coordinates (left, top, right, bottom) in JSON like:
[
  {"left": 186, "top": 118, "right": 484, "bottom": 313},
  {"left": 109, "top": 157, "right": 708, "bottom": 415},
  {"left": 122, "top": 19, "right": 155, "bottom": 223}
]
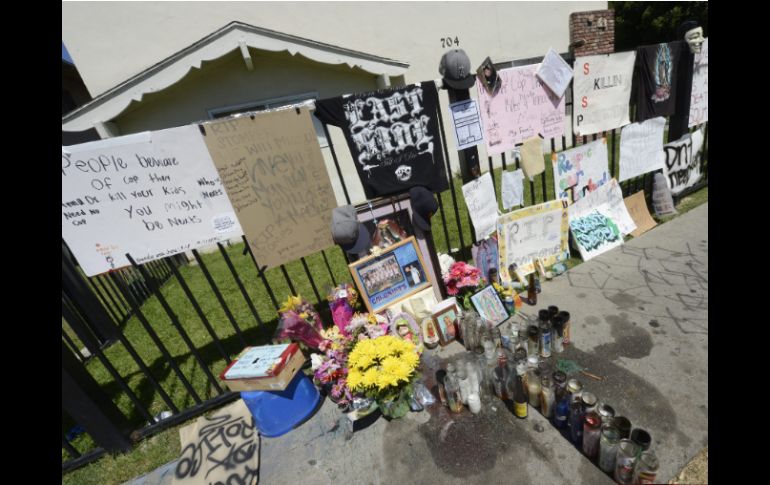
[
  {"left": 624, "top": 191, "right": 657, "bottom": 237},
  {"left": 501, "top": 169, "right": 525, "bottom": 210},
  {"left": 689, "top": 38, "right": 708, "bottom": 127},
  {"left": 573, "top": 51, "right": 636, "bottom": 137},
  {"left": 551, "top": 138, "right": 610, "bottom": 204},
  {"left": 497, "top": 200, "right": 570, "bottom": 281},
  {"left": 202, "top": 106, "right": 337, "bottom": 269},
  {"left": 536, "top": 48, "right": 573, "bottom": 99},
  {"left": 568, "top": 178, "right": 636, "bottom": 236},
  {"left": 520, "top": 136, "right": 545, "bottom": 180},
  {"left": 449, "top": 99, "right": 484, "bottom": 150},
  {"left": 61, "top": 126, "right": 243, "bottom": 276},
  {"left": 476, "top": 64, "right": 565, "bottom": 155},
  {"left": 662, "top": 127, "right": 705, "bottom": 195},
  {"left": 462, "top": 172, "right": 499, "bottom": 241},
  {"left": 569, "top": 210, "right": 624, "bottom": 261},
  {"left": 618, "top": 117, "right": 666, "bottom": 182}
]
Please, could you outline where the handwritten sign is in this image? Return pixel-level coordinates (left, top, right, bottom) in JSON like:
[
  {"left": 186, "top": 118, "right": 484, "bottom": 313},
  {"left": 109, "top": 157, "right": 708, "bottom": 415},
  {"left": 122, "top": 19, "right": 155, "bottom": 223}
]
[
  {"left": 573, "top": 51, "right": 636, "bottom": 136},
  {"left": 520, "top": 136, "right": 545, "bottom": 180},
  {"left": 551, "top": 138, "right": 610, "bottom": 205},
  {"left": 662, "top": 127, "right": 705, "bottom": 195},
  {"left": 61, "top": 126, "right": 243, "bottom": 276},
  {"left": 536, "top": 48, "right": 573, "bottom": 99},
  {"left": 476, "top": 64, "right": 565, "bottom": 155},
  {"left": 462, "top": 172, "right": 499, "bottom": 240},
  {"left": 619, "top": 117, "right": 666, "bottom": 182},
  {"left": 501, "top": 169, "right": 525, "bottom": 210},
  {"left": 624, "top": 191, "right": 657, "bottom": 237},
  {"left": 202, "top": 107, "right": 337, "bottom": 269},
  {"left": 570, "top": 210, "right": 623, "bottom": 261},
  {"left": 497, "top": 200, "right": 570, "bottom": 281},
  {"left": 688, "top": 38, "right": 708, "bottom": 127},
  {"left": 173, "top": 399, "right": 258, "bottom": 485},
  {"left": 449, "top": 99, "right": 484, "bottom": 150},
  {"left": 568, "top": 178, "right": 636, "bottom": 236}
]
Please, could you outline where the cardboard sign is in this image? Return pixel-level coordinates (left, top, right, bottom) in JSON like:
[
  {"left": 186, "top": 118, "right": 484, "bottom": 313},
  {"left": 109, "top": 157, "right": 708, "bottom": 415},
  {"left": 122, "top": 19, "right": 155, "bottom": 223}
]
[
  {"left": 624, "top": 191, "right": 657, "bottom": 237},
  {"left": 536, "top": 48, "right": 573, "bottom": 99},
  {"left": 497, "top": 200, "right": 570, "bottom": 281},
  {"left": 551, "top": 138, "right": 610, "bottom": 205},
  {"left": 61, "top": 126, "right": 243, "bottom": 276},
  {"left": 689, "top": 38, "right": 708, "bottom": 128},
  {"left": 476, "top": 64, "right": 565, "bottom": 155},
  {"left": 662, "top": 127, "right": 705, "bottom": 195},
  {"left": 173, "top": 400, "right": 258, "bottom": 485},
  {"left": 573, "top": 51, "right": 637, "bottom": 136},
  {"left": 520, "top": 136, "right": 545, "bottom": 180},
  {"left": 501, "top": 169, "right": 525, "bottom": 210},
  {"left": 449, "top": 99, "right": 484, "bottom": 150},
  {"left": 619, "top": 117, "right": 666, "bottom": 182},
  {"left": 202, "top": 107, "right": 337, "bottom": 269},
  {"left": 462, "top": 172, "right": 499, "bottom": 240},
  {"left": 568, "top": 178, "right": 636, "bottom": 236},
  {"left": 570, "top": 210, "right": 624, "bottom": 261}
]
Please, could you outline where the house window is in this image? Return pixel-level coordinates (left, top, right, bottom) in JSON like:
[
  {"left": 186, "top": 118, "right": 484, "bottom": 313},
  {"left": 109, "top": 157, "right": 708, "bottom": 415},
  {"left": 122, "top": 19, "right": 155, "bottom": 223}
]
[{"left": 208, "top": 92, "right": 329, "bottom": 148}]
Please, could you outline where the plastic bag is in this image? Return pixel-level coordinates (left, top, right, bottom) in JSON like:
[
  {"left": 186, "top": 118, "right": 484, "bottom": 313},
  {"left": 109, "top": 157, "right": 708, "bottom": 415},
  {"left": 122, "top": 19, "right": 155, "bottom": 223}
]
[{"left": 413, "top": 381, "right": 436, "bottom": 406}]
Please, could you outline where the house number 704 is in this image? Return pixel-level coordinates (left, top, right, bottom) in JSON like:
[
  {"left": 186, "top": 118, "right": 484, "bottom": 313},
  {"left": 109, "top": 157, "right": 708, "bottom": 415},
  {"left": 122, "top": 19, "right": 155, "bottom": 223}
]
[{"left": 441, "top": 37, "right": 460, "bottom": 48}]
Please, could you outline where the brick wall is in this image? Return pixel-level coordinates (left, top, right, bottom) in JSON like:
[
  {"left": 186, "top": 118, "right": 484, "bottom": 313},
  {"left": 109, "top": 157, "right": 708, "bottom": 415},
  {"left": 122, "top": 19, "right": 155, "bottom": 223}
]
[{"left": 569, "top": 9, "right": 615, "bottom": 57}]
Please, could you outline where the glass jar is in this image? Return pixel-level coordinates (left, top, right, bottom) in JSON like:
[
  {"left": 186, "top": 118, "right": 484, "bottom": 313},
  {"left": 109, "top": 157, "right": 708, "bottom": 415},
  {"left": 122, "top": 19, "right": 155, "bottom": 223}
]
[
  {"left": 465, "top": 359, "right": 480, "bottom": 397},
  {"left": 630, "top": 428, "right": 652, "bottom": 451},
  {"left": 569, "top": 401, "right": 584, "bottom": 445},
  {"left": 444, "top": 374, "right": 464, "bottom": 414},
  {"left": 517, "top": 328, "right": 529, "bottom": 353},
  {"left": 467, "top": 393, "right": 481, "bottom": 415},
  {"left": 633, "top": 450, "right": 659, "bottom": 484},
  {"left": 613, "top": 416, "right": 632, "bottom": 440},
  {"left": 460, "top": 312, "right": 478, "bottom": 352},
  {"left": 551, "top": 316, "right": 564, "bottom": 353},
  {"left": 456, "top": 368, "right": 470, "bottom": 405},
  {"left": 614, "top": 439, "right": 641, "bottom": 484},
  {"left": 540, "top": 376, "right": 555, "bottom": 418},
  {"left": 539, "top": 320, "right": 552, "bottom": 358},
  {"left": 598, "top": 424, "right": 621, "bottom": 473},
  {"left": 554, "top": 395, "right": 570, "bottom": 429},
  {"left": 559, "top": 311, "right": 571, "bottom": 345},
  {"left": 527, "top": 325, "right": 540, "bottom": 356},
  {"left": 598, "top": 403, "right": 615, "bottom": 425},
  {"left": 582, "top": 411, "right": 601, "bottom": 458},
  {"left": 547, "top": 305, "right": 559, "bottom": 321},
  {"left": 581, "top": 391, "right": 598, "bottom": 414},
  {"left": 552, "top": 370, "right": 568, "bottom": 403},
  {"left": 567, "top": 378, "right": 583, "bottom": 404},
  {"left": 490, "top": 325, "right": 503, "bottom": 349},
  {"left": 436, "top": 369, "right": 448, "bottom": 406},
  {"left": 527, "top": 369, "right": 541, "bottom": 408},
  {"left": 514, "top": 347, "right": 527, "bottom": 364}
]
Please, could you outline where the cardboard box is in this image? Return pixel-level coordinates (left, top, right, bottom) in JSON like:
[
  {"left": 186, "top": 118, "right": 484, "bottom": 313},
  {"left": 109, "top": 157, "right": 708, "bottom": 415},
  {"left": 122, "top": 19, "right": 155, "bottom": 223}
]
[{"left": 219, "top": 344, "right": 306, "bottom": 392}]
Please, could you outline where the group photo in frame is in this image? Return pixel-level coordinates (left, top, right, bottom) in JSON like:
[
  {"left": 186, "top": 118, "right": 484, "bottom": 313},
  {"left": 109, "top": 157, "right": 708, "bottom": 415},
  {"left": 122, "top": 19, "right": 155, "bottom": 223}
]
[
  {"left": 470, "top": 285, "right": 509, "bottom": 326},
  {"left": 349, "top": 237, "right": 433, "bottom": 313}
]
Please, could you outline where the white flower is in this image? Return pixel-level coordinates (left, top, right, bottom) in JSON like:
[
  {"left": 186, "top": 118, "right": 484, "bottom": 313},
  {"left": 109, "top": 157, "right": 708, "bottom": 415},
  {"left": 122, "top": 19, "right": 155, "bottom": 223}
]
[
  {"left": 310, "top": 353, "right": 324, "bottom": 370},
  {"left": 438, "top": 253, "right": 456, "bottom": 277}
]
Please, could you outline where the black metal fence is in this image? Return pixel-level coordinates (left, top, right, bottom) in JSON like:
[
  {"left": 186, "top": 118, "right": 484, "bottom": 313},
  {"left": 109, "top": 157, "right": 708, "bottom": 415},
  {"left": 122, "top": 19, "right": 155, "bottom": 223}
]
[{"left": 61, "top": 51, "right": 708, "bottom": 473}]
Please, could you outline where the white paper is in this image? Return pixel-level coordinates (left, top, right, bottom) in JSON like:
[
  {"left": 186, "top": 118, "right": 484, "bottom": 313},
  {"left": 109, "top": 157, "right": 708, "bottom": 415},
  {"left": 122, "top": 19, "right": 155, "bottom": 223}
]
[
  {"left": 662, "top": 128, "right": 705, "bottom": 195},
  {"left": 536, "top": 48, "right": 574, "bottom": 99},
  {"left": 449, "top": 99, "right": 484, "bottom": 150},
  {"left": 552, "top": 138, "right": 610, "bottom": 204},
  {"left": 62, "top": 125, "right": 243, "bottom": 276},
  {"left": 462, "top": 172, "right": 499, "bottom": 240},
  {"left": 573, "top": 51, "right": 637, "bottom": 137},
  {"left": 688, "top": 38, "right": 708, "bottom": 127},
  {"left": 501, "top": 169, "right": 525, "bottom": 210},
  {"left": 619, "top": 117, "right": 666, "bottom": 182},
  {"left": 568, "top": 178, "right": 636, "bottom": 236}
]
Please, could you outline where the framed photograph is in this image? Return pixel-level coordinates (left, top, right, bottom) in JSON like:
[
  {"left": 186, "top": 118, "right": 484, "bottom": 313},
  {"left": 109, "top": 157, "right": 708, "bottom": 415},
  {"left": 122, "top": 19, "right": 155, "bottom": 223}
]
[
  {"left": 470, "top": 285, "right": 509, "bottom": 326},
  {"left": 349, "top": 236, "right": 434, "bottom": 313},
  {"left": 432, "top": 303, "right": 460, "bottom": 346},
  {"left": 389, "top": 312, "right": 423, "bottom": 351}
]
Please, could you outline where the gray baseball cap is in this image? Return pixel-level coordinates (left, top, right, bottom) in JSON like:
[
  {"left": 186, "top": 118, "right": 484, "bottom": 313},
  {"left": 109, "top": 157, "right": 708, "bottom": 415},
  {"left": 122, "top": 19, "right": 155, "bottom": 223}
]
[
  {"left": 330, "top": 205, "right": 371, "bottom": 254},
  {"left": 439, "top": 49, "right": 476, "bottom": 89}
]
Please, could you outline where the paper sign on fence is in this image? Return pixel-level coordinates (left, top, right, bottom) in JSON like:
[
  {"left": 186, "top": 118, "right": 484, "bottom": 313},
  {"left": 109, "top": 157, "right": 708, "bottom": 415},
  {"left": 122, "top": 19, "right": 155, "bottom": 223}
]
[
  {"left": 520, "top": 136, "right": 545, "bottom": 180},
  {"left": 619, "top": 117, "right": 666, "bottom": 182},
  {"left": 689, "top": 38, "right": 708, "bottom": 127},
  {"left": 573, "top": 51, "right": 636, "bottom": 137},
  {"left": 536, "top": 48, "right": 573, "bottom": 99},
  {"left": 462, "top": 172, "right": 499, "bottom": 240},
  {"left": 568, "top": 178, "right": 636, "bottom": 236},
  {"left": 501, "top": 169, "right": 525, "bottom": 210},
  {"left": 551, "top": 138, "right": 610, "bottom": 205},
  {"left": 662, "top": 127, "right": 705, "bottom": 195},
  {"left": 449, "top": 99, "right": 484, "bottom": 150}
]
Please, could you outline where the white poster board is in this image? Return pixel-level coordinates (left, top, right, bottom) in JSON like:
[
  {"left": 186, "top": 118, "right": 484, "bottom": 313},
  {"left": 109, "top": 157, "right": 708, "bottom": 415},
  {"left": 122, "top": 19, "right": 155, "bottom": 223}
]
[
  {"left": 573, "top": 51, "right": 637, "bottom": 137},
  {"left": 462, "top": 172, "right": 499, "bottom": 240},
  {"left": 569, "top": 210, "right": 624, "bottom": 261},
  {"left": 618, "top": 117, "right": 666, "bottom": 182},
  {"left": 62, "top": 126, "right": 242, "bottom": 276},
  {"left": 551, "top": 138, "right": 610, "bottom": 205},
  {"left": 688, "top": 38, "right": 708, "bottom": 127},
  {"left": 568, "top": 178, "right": 636, "bottom": 236},
  {"left": 662, "top": 127, "right": 705, "bottom": 195},
  {"left": 536, "top": 48, "right": 573, "bottom": 99},
  {"left": 449, "top": 99, "right": 484, "bottom": 150},
  {"left": 501, "top": 169, "right": 525, "bottom": 210}
]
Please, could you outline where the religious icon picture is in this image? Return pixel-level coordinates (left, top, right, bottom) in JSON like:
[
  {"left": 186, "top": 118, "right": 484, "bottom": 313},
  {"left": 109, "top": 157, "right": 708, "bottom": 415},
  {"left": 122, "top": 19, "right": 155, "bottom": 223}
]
[
  {"left": 470, "top": 285, "right": 509, "bottom": 326},
  {"left": 432, "top": 303, "right": 460, "bottom": 346}
]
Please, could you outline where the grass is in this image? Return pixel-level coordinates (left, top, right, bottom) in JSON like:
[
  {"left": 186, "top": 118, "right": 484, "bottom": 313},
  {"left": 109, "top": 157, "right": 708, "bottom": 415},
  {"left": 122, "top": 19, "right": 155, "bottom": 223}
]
[{"left": 63, "top": 131, "right": 708, "bottom": 484}]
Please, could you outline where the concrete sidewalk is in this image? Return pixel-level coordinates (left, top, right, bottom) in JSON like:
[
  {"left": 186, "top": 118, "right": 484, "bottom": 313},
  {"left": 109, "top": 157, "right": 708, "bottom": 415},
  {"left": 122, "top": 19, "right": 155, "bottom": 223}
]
[{"left": 129, "top": 203, "right": 708, "bottom": 485}]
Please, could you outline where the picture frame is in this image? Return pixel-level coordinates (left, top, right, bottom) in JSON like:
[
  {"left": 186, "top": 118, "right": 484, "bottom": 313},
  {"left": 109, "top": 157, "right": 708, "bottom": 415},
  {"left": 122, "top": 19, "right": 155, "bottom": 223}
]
[
  {"left": 432, "top": 302, "right": 460, "bottom": 346},
  {"left": 389, "top": 312, "right": 423, "bottom": 352},
  {"left": 470, "top": 285, "right": 509, "bottom": 326},
  {"left": 348, "top": 236, "right": 434, "bottom": 314}
]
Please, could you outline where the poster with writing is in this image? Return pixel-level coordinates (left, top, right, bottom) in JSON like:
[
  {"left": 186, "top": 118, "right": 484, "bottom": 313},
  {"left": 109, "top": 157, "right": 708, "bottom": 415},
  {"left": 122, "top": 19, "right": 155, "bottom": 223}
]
[
  {"left": 551, "top": 138, "right": 610, "bottom": 205},
  {"left": 662, "top": 127, "right": 705, "bottom": 195},
  {"left": 501, "top": 169, "right": 525, "bottom": 210},
  {"left": 520, "top": 136, "right": 545, "bottom": 180},
  {"left": 497, "top": 199, "right": 570, "bottom": 281},
  {"left": 202, "top": 106, "right": 337, "bottom": 269},
  {"left": 173, "top": 400, "right": 258, "bottom": 485},
  {"left": 573, "top": 51, "right": 636, "bottom": 137},
  {"left": 618, "top": 117, "right": 666, "bottom": 182},
  {"left": 62, "top": 126, "right": 243, "bottom": 277},
  {"left": 536, "top": 48, "right": 573, "bottom": 99},
  {"left": 568, "top": 178, "right": 636, "bottom": 236},
  {"left": 449, "top": 99, "right": 484, "bottom": 150},
  {"left": 476, "top": 64, "right": 565, "bottom": 156},
  {"left": 570, "top": 210, "right": 624, "bottom": 261},
  {"left": 688, "top": 38, "right": 708, "bottom": 127},
  {"left": 624, "top": 191, "right": 657, "bottom": 237},
  {"left": 462, "top": 172, "right": 499, "bottom": 240}
]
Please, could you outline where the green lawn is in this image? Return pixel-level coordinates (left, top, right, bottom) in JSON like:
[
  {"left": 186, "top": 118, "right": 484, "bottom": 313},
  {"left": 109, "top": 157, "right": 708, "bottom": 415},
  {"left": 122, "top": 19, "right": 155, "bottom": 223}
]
[{"left": 63, "top": 131, "right": 707, "bottom": 484}]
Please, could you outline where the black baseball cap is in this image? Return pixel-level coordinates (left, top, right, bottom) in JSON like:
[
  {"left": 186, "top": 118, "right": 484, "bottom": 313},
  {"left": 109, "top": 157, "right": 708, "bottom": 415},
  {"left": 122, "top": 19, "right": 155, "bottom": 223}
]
[{"left": 409, "top": 186, "right": 438, "bottom": 232}]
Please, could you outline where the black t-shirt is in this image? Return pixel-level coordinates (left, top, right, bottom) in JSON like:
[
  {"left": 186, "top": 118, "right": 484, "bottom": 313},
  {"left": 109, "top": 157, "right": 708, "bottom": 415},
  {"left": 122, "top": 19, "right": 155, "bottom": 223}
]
[
  {"left": 635, "top": 40, "right": 686, "bottom": 122},
  {"left": 314, "top": 82, "right": 449, "bottom": 199}
]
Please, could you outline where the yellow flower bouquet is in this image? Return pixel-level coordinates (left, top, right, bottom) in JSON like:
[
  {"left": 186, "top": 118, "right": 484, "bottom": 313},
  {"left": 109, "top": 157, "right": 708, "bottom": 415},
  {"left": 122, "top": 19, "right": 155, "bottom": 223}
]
[{"left": 346, "top": 335, "right": 420, "bottom": 419}]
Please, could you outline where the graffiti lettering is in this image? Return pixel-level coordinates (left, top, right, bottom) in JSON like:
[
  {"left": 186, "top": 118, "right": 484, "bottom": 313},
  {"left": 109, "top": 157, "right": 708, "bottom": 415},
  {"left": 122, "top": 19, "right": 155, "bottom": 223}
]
[{"left": 571, "top": 211, "right": 621, "bottom": 252}]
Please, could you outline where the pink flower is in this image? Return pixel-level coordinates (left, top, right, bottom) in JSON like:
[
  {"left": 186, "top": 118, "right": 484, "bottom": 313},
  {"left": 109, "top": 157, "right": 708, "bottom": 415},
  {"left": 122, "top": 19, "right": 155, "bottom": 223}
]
[{"left": 445, "top": 279, "right": 459, "bottom": 295}]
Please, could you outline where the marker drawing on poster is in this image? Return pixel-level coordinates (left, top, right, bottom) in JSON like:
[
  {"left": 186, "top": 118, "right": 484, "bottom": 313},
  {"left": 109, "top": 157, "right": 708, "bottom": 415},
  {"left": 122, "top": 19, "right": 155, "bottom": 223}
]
[
  {"left": 501, "top": 169, "right": 525, "bottom": 210},
  {"left": 551, "top": 138, "right": 610, "bottom": 205},
  {"left": 618, "top": 117, "right": 666, "bottom": 182},
  {"left": 573, "top": 51, "right": 636, "bottom": 137},
  {"left": 61, "top": 126, "right": 243, "bottom": 277},
  {"left": 449, "top": 99, "right": 484, "bottom": 150},
  {"left": 662, "top": 127, "right": 705, "bottom": 195},
  {"left": 688, "top": 38, "right": 708, "bottom": 127},
  {"left": 462, "top": 172, "right": 499, "bottom": 241},
  {"left": 568, "top": 178, "right": 636, "bottom": 237},
  {"left": 570, "top": 210, "right": 623, "bottom": 261},
  {"left": 536, "top": 48, "right": 573, "bottom": 99}
]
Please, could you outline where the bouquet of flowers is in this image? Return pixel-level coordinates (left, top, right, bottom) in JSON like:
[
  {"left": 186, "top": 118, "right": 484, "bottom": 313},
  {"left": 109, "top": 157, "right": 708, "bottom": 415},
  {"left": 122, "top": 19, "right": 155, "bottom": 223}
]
[
  {"left": 274, "top": 295, "right": 326, "bottom": 350},
  {"left": 345, "top": 312, "right": 390, "bottom": 341},
  {"left": 443, "top": 261, "right": 483, "bottom": 311},
  {"left": 346, "top": 335, "right": 420, "bottom": 419},
  {"left": 326, "top": 283, "right": 359, "bottom": 337},
  {"left": 311, "top": 326, "right": 354, "bottom": 405}
]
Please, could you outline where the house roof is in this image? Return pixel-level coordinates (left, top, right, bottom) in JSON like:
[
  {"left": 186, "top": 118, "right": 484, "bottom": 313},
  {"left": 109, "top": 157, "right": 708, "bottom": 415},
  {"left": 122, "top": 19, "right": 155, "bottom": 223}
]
[{"left": 62, "top": 21, "right": 410, "bottom": 132}]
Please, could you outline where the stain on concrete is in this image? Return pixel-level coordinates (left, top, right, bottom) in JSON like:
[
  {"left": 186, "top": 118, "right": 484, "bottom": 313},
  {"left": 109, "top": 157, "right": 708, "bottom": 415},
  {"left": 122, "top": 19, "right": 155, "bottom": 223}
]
[
  {"left": 606, "top": 291, "right": 648, "bottom": 310},
  {"left": 649, "top": 319, "right": 660, "bottom": 328},
  {"left": 577, "top": 293, "right": 587, "bottom": 299},
  {"left": 594, "top": 314, "right": 653, "bottom": 360},
  {"left": 308, "top": 459, "right": 317, "bottom": 466},
  {"left": 676, "top": 429, "right": 692, "bottom": 448},
  {"left": 585, "top": 316, "right": 601, "bottom": 326}
]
